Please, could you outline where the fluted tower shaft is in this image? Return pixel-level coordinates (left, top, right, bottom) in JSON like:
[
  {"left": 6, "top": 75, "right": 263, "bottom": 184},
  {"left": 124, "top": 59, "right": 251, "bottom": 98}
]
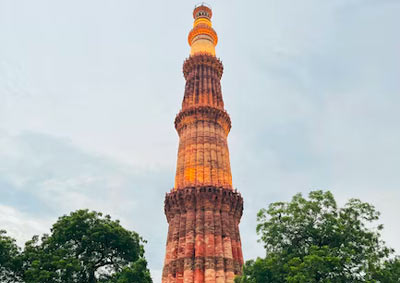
[{"left": 162, "top": 5, "right": 243, "bottom": 283}]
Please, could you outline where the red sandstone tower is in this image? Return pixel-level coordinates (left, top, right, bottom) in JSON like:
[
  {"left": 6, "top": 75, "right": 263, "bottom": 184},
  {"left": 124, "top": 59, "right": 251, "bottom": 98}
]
[{"left": 162, "top": 4, "right": 244, "bottom": 283}]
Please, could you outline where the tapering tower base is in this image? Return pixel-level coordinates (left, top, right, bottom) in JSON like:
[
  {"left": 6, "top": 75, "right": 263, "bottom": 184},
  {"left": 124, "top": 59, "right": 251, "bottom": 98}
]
[{"left": 162, "top": 187, "right": 243, "bottom": 283}]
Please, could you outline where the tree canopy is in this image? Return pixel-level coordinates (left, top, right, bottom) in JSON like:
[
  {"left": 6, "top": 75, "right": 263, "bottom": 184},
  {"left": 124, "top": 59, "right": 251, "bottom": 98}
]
[
  {"left": 235, "top": 190, "right": 400, "bottom": 283},
  {"left": 0, "top": 230, "right": 22, "bottom": 282},
  {"left": 0, "top": 209, "right": 152, "bottom": 283}
]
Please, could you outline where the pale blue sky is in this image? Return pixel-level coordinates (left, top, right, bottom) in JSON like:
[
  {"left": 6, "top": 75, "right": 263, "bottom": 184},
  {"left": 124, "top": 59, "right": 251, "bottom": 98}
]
[{"left": 1, "top": 0, "right": 399, "bottom": 281}]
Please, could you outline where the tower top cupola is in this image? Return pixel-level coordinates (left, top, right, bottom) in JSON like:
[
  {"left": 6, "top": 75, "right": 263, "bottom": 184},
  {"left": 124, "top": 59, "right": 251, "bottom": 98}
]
[
  {"left": 193, "top": 3, "right": 212, "bottom": 19},
  {"left": 188, "top": 3, "right": 218, "bottom": 56}
]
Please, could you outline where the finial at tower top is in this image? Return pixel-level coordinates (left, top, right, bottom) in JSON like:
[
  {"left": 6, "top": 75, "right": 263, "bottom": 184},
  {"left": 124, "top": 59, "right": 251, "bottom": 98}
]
[{"left": 193, "top": 3, "right": 212, "bottom": 19}]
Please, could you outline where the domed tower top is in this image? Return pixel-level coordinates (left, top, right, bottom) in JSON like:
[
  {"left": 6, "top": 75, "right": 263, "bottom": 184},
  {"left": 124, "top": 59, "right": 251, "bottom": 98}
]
[
  {"left": 193, "top": 3, "right": 212, "bottom": 19},
  {"left": 188, "top": 3, "right": 218, "bottom": 56}
]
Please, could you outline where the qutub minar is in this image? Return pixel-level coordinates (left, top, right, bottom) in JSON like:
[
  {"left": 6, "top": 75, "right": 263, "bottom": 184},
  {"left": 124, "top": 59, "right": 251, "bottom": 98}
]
[{"left": 162, "top": 4, "right": 244, "bottom": 283}]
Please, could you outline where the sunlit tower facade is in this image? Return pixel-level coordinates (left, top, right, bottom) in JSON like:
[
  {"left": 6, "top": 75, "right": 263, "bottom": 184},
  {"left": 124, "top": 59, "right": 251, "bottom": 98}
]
[{"left": 162, "top": 5, "right": 244, "bottom": 283}]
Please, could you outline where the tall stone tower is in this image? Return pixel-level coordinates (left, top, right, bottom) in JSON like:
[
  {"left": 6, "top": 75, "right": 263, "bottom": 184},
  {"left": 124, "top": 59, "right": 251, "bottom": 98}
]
[{"left": 162, "top": 4, "right": 244, "bottom": 283}]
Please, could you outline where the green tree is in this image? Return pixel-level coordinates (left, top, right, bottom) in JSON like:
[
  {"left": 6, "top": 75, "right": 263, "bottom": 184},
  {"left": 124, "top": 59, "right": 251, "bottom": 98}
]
[
  {"left": 21, "top": 209, "right": 152, "bottom": 283},
  {"left": 372, "top": 258, "right": 400, "bottom": 283},
  {"left": 235, "top": 190, "right": 399, "bottom": 283},
  {"left": 0, "top": 230, "right": 23, "bottom": 282},
  {"left": 105, "top": 258, "right": 152, "bottom": 283}
]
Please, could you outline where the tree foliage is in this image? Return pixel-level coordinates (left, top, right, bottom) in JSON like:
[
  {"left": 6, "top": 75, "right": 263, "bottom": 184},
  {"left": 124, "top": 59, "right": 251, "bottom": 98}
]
[
  {"left": 0, "top": 230, "right": 23, "bottom": 282},
  {"left": 0, "top": 209, "right": 152, "bottom": 283},
  {"left": 235, "top": 190, "right": 399, "bottom": 283}
]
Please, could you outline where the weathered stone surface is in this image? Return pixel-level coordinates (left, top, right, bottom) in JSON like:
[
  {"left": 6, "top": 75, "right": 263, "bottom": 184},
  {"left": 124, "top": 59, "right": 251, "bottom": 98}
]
[
  {"left": 162, "top": 188, "right": 243, "bottom": 282},
  {"left": 174, "top": 109, "right": 233, "bottom": 190}
]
